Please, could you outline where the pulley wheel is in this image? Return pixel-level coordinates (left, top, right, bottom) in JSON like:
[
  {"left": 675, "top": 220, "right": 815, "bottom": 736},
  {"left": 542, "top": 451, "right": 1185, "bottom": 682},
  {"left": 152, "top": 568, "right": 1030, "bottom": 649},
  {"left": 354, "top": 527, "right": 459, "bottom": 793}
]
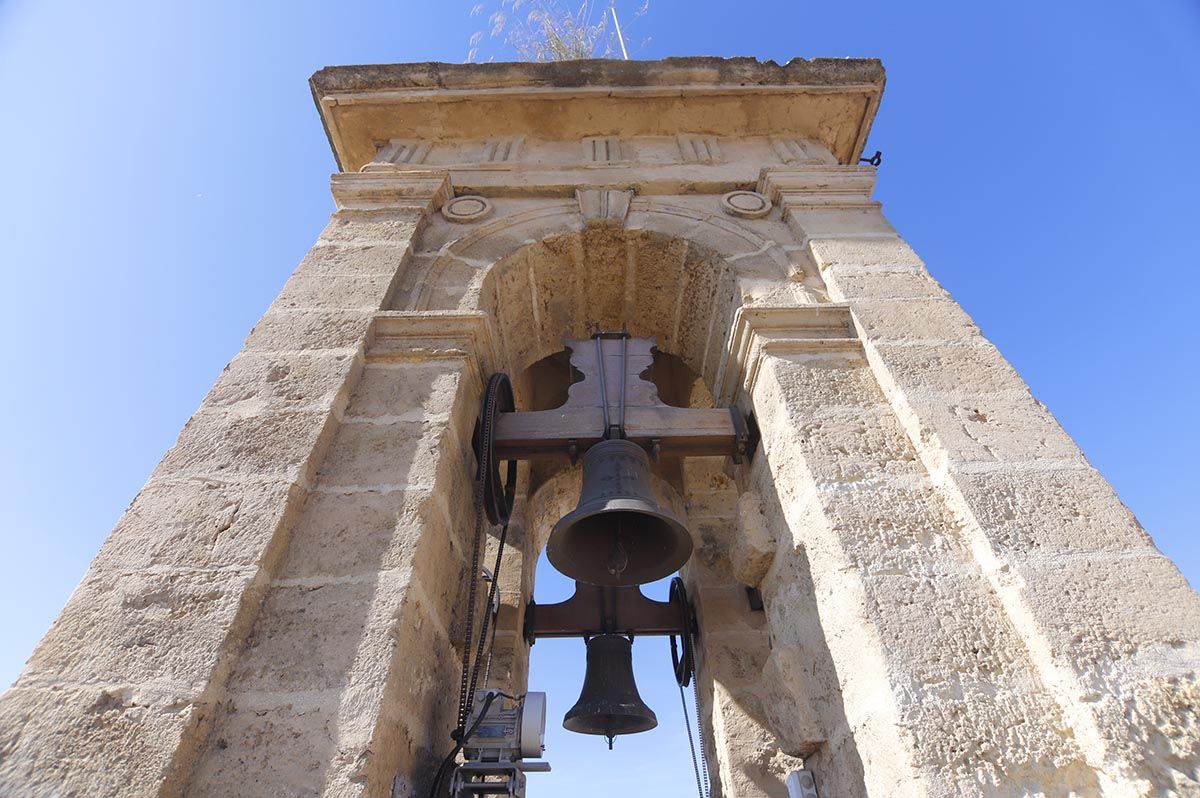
[
  {"left": 669, "top": 577, "right": 696, "bottom": 687},
  {"left": 473, "top": 373, "right": 517, "bottom": 525}
]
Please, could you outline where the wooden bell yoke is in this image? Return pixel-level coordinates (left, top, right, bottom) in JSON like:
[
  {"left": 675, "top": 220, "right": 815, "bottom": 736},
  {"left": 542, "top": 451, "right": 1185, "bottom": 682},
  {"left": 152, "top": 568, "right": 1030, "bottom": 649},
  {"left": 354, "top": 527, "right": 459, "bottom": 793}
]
[
  {"left": 491, "top": 332, "right": 756, "bottom": 464},
  {"left": 477, "top": 332, "right": 755, "bottom": 677}
]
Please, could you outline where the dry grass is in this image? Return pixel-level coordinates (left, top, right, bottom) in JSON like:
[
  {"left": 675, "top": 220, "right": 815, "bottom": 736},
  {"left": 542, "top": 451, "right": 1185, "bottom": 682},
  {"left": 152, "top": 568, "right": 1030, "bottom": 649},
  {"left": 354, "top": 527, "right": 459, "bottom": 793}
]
[{"left": 468, "top": 1, "right": 649, "bottom": 63}]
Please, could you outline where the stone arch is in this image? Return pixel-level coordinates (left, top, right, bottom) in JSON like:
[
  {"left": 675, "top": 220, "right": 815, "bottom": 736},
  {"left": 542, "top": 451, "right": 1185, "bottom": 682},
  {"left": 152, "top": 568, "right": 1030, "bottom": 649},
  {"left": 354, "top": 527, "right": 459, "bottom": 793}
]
[
  {"left": 394, "top": 198, "right": 823, "bottom": 393},
  {"left": 395, "top": 210, "right": 819, "bottom": 794}
]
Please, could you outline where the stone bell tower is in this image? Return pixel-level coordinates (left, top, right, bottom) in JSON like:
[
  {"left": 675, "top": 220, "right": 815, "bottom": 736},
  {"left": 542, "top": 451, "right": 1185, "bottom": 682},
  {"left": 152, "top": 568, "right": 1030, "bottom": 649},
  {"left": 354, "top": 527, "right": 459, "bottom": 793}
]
[{"left": 2, "top": 57, "right": 1199, "bottom": 797}]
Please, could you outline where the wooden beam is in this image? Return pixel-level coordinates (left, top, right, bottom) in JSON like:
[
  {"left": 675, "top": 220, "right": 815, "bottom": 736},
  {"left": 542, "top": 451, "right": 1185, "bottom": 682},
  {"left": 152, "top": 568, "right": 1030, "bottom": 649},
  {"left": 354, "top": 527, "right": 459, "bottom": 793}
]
[
  {"left": 493, "top": 406, "right": 740, "bottom": 460},
  {"left": 524, "top": 582, "right": 685, "bottom": 641}
]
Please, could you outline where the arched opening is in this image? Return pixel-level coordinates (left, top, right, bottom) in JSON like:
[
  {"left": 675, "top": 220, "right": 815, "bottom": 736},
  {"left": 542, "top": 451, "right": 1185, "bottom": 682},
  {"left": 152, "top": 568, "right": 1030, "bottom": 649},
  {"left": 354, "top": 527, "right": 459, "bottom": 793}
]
[
  {"left": 395, "top": 221, "right": 809, "bottom": 796},
  {"left": 515, "top": 346, "right": 718, "bottom": 797}
]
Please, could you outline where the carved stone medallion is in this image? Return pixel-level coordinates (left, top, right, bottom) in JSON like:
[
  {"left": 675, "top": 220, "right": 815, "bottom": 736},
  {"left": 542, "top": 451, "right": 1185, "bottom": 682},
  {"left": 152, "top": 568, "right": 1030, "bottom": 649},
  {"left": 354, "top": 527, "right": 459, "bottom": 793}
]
[
  {"left": 442, "top": 194, "right": 494, "bottom": 223},
  {"left": 720, "top": 190, "right": 772, "bottom": 219}
]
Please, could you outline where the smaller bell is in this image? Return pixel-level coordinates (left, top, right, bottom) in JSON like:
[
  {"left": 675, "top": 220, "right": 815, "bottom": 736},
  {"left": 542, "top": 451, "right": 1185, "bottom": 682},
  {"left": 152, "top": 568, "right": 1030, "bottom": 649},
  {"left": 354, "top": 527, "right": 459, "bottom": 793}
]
[{"left": 563, "top": 634, "right": 657, "bottom": 749}]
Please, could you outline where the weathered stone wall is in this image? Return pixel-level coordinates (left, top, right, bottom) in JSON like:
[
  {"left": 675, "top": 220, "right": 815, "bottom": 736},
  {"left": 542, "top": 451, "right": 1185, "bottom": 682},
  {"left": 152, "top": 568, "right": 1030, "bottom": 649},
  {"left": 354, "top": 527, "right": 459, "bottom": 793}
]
[{"left": 2, "top": 58, "right": 1198, "bottom": 798}]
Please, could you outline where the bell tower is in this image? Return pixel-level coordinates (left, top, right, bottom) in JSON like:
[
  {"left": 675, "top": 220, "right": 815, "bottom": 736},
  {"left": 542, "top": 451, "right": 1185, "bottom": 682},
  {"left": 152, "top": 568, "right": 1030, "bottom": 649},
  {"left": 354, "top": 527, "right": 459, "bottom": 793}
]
[{"left": 3, "top": 57, "right": 1199, "bottom": 797}]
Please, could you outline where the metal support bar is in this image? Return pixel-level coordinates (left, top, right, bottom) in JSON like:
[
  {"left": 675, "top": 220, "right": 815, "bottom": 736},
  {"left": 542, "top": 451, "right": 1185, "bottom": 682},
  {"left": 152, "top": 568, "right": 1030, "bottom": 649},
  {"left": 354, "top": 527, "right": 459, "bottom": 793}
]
[{"left": 524, "top": 582, "right": 689, "bottom": 643}]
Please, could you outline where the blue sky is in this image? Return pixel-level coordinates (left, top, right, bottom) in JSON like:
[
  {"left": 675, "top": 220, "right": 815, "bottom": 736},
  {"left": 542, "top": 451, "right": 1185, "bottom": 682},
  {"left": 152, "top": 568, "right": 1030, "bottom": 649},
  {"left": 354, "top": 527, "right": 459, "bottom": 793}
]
[{"left": 0, "top": 1, "right": 1197, "bottom": 795}]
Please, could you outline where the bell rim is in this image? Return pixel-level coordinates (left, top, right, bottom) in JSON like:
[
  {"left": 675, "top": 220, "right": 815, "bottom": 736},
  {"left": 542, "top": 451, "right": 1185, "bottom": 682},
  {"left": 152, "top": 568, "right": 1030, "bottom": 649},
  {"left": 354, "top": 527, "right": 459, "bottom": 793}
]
[
  {"left": 561, "top": 713, "right": 659, "bottom": 736},
  {"left": 546, "top": 501, "right": 693, "bottom": 586}
]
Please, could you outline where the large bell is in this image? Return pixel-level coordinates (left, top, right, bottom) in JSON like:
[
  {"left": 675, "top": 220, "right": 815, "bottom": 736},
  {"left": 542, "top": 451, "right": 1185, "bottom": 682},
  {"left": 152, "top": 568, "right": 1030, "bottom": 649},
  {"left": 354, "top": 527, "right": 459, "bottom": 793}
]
[
  {"left": 546, "top": 439, "right": 692, "bottom": 586},
  {"left": 563, "top": 634, "right": 657, "bottom": 748}
]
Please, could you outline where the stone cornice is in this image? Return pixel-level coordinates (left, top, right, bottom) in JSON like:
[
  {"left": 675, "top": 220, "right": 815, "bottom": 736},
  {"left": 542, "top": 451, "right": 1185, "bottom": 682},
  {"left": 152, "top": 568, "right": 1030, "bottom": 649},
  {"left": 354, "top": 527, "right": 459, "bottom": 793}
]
[
  {"left": 311, "top": 58, "right": 885, "bottom": 173},
  {"left": 367, "top": 311, "right": 500, "bottom": 389},
  {"left": 758, "top": 166, "right": 879, "bottom": 207},
  {"left": 719, "top": 304, "right": 861, "bottom": 406},
  {"left": 329, "top": 171, "right": 452, "bottom": 213}
]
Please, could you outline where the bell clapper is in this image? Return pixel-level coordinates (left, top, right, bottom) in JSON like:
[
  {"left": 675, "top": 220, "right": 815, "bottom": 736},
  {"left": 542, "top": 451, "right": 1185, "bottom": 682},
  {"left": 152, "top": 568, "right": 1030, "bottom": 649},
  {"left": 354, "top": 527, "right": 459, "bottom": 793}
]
[{"left": 607, "top": 522, "right": 629, "bottom": 579}]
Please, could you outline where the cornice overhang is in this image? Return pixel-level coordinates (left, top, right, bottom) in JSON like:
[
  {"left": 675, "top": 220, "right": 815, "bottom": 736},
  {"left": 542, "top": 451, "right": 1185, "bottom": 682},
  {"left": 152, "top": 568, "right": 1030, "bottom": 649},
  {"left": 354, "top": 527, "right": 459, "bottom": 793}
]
[{"left": 310, "top": 57, "right": 885, "bottom": 173}]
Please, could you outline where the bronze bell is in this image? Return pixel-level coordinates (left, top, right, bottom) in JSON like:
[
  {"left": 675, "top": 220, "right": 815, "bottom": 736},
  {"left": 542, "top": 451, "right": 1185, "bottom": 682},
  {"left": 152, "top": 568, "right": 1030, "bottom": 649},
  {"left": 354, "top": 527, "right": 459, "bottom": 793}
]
[
  {"left": 563, "top": 634, "right": 657, "bottom": 748},
  {"left": 546, "top": 439, "right": 692, "bottom": 586}
]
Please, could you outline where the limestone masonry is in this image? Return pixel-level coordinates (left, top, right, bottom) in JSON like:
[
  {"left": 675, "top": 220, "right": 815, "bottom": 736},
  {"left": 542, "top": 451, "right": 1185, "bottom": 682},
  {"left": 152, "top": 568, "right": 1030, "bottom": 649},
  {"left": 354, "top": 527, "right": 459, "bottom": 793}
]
[{"left": 1, "top": 57, "right": 1198, "bottom": 797}]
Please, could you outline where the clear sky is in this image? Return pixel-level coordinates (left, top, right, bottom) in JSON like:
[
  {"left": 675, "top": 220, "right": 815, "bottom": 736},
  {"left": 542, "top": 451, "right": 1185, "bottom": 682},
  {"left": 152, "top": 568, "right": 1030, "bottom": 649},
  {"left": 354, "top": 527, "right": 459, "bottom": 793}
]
[{"left": 1, "top": 1, "right": 1198, "bottom": 796}]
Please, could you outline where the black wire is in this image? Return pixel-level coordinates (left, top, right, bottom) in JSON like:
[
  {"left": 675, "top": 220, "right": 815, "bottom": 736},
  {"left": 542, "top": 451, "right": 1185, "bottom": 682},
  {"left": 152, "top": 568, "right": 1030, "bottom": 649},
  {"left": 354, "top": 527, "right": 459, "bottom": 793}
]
[
  {"left": 465, "top": 522, "right": 509, "bottom": 709},
  {"left": 679, "top": 682, "right": 704, "bottom": 798},
  {"left": 427, "top": 691, "right": 501, "bottom": 798},
  {"left": 455, "top": 377, "right": 506, "bottom": 732},
  {"left": 439, "top": 376, "right": 511, "bottom": 798},
  {"left": 456, "top": 466, "right": 488, "bottom": 732},
  {"left": 693, "top": 677, "right": 711, "bottom": 798}
]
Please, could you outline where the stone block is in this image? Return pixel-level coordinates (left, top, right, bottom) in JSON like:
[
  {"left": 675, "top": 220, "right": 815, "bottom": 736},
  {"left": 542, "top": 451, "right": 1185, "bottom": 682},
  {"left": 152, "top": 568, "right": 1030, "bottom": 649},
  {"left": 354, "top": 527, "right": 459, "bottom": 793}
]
[
  {"left": 868, "top": 341, "right": 1029, "bottom": 397},
  {"left": 186, "top": 696, "right": 345, "bottom": 797},
  {"left": 295, "top": 242, "right": 407, "bottom": 278},
  {"left": 526, "top": 234, "right": 583, "bottom": 349},
  {"left": 766, "top": 353, "right": 888, "bottom": 412},
  {"left": 695, "top": 582, "right": 767, "bottom": 633},
  {"left": 702, "top": 630, "right": 772, "bottom": 687},
  {"left": 345, "top": 361, "right": 465, "bottom": 421},
  {"left": 242, "top": 309, "right": 374, "bottom": 352},
  {"left": 1120, "top": 672, "right": 1200, "bottom": 794},
  {"left": 315, "top": 418, "right": 464, "bottom": 491},
  {"left": 708, "top": 681, "right": 800, "bottom": 797},
  {"left": 809, "top": 482, "right": 955, "bottom": 576},
  {"left": 684, "top": 487, "right": 738, "bottom": 520},
  {"left": 786, "top": 206, "right": 896, "bottom": 238},
  {"left": 92, "top": 478, "right": 301, "bottom": 572},
  {"left": 318, "top": 213, "right": 420, "bottom": 245},
  {"left": 271, "top": 271, "right": 397, "bottom": 311},
  {"left": 824, "top": 265, "right": 949, "bottom": 300},
  {"left": 21, "top": 568, "right": 258, "bottom": 690},
  {"left": 762, "top": 645, "right": 825, "bottom": 756},
  {"left": 849, "top": 297, "right": 983, "bottom": 343},
  {"left": 278, "top": 486, "right": 471, "bottom": 582},
  {"left": 155, "top": 407, "right": 335, "bottom": 482},
  {"left": 691, "top": 517, "right": 737, "bottom": 579},
  {"left": 230, "top": 570, "right": 412, "bottom": 694},
  {"left": 0, "top": 683, "right": 198, "bottom": 798},
  {"left": 202, "top": 350, "right": 358, "bottom": 410},
  {"left": 951, "top": 466, "right": 1153, "bottom": 555},
  {"left": 732, "top": 490, "right": 776, "bottom": 587},
  {"left": 630, "top": 231, "right": 689, "bottom": 353},
  {"left": 806, "top": 236, "right": 925, "bottom": 269},
  {"left": 904, "top": 392, "right": 1084, "bottom": 467},
  {"left": 783, "top": 410, "right": 924, "bottom": 486},
  {"left": 488, "top": 254, "right": 545, "bottom": 371},
  {"left": 1017, "top": 552, "right": 1200, "bottom": 654}
]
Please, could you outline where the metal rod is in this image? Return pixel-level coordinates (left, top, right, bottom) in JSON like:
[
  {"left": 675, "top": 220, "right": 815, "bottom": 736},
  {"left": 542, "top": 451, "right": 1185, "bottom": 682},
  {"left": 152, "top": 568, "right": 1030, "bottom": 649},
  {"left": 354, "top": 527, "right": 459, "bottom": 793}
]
[
  {"left": 618, "top": 333, "right": 628, "bottom": 439},
  {"left": 611, "top": 7, "right": 630, "bottom": 60},
  {"left": 594, "top": 334, "right": 611, "bottom": 438}
]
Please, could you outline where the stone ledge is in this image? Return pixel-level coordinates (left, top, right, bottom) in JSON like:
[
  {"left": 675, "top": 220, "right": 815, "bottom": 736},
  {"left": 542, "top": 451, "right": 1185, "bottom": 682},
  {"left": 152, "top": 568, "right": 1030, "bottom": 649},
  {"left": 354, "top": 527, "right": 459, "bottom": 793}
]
[
  {"left": 312, "top": 57, "right": 884, "bottom": 172},
  {"left": 720, "top": 304, "right": 862, "bottom": 405},
  {"left": 367, "top": 311, "right": 499, "bottom": 385}
]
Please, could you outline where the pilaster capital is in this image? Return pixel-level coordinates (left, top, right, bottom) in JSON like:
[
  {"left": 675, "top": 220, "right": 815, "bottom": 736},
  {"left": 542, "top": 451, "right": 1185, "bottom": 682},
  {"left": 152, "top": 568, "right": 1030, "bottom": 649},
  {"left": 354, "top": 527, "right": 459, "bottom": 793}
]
[
  {"left": 719, "top": 304, "right": 860, "bottom": 406},
  {"left": 367, "top": 311, "right": 500, "bottom": 390},
  {"left": 757, "top": 166, "right": 878, "bottom": 208},
  {"left": 330, "top": 170, "right": 452, "bottom": 214}
]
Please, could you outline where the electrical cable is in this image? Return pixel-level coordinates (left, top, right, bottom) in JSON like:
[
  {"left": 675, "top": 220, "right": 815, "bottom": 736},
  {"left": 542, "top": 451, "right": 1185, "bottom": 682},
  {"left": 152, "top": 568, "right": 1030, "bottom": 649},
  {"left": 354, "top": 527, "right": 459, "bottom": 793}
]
[
  {"left": 432, "top": 373, "right": 517, "bottom": 798},
  {"left": 679, "top": 682, "right": 705, "bottom": 798},
  {"left": 693, "top": 677, "right": 711, "bottom": 798},
  {"left": 427, "top": 691, "right": 501, "bottom": 798},
  {"left": 465, "top": 522, "right": 509, "bottom": 711}
]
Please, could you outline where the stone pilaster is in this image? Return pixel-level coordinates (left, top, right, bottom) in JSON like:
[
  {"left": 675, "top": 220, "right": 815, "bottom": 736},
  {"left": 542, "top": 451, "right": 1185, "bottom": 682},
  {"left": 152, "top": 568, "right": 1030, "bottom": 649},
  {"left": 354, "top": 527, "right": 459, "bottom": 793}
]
[
  {"left": 683, "top": 457, "right": 804, "bottom": 798},
  {"left": 764, "top": 166, "right": 1200, "bottom": 795},
  {"left": 186, "top": 310, "right": 496, "bottom": 797},
  {"left": 0, "top": 173, "right": 450, "bottom": 797},
  {"left": 728, "top": 304, "right": 1106, "bottom": 796}
]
